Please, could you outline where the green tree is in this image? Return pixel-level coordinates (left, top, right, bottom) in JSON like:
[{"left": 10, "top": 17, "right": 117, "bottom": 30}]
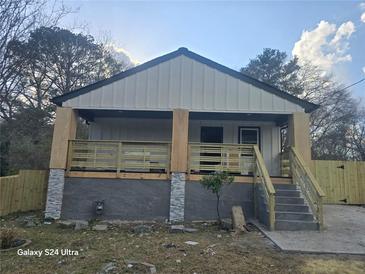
[
  {"left": 241, "top": 48, "right": 361, "bottom": 160},
  {"left": 8, "top": 26, "right": 127, "bottom": 111},
  {"left": 241, "top": 48, "right": 303, "bottom": 95},
  {"left": 0, "top": 107, "right": 53, "bottom": 175},
  {"left": 200, "top": 172, "right": 234, "bottom": 225}
]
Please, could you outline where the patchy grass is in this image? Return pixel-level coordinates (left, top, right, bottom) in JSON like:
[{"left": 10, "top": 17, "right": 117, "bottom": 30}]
[{"left": 0, "top": 212, "right": 364, "bottom": 274}]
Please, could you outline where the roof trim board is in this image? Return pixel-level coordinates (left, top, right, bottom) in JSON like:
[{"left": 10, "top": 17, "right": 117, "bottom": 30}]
[{"left": 51, "top": 47, "right": 319, "bottom": 113}]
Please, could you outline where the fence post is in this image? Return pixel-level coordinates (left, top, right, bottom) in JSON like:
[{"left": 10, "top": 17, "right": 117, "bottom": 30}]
[{"left": 117, "top": 142, "right": 122, "bottom": 175}]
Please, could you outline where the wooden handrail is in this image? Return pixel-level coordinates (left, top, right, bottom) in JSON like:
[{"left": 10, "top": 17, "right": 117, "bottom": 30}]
[
  {"left": 253, "top": 145, "right": 276, "bottom": 230},
  {"left": 290, "top": 147, "right": 325, "bottom": 229},
  {"left": 290, "top": 147, "right": 325, "bottom": 197}
]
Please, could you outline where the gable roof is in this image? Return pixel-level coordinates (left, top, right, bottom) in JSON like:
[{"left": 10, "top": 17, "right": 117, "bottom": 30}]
[{"left": 52, "top": 47, "right": 319, "bottom": 113}]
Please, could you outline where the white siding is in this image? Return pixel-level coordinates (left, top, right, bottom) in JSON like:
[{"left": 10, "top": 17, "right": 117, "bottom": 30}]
[
  {"left": 64, "top": 55, "right": 304, "bottom": 114},
  {"left": 89, "top": 118, "right": 281, "bottom": 175}
]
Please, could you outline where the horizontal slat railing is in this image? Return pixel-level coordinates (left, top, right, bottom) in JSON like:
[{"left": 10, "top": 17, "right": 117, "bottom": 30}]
[
  {"left": 188, "top": 143, "right": 254, "bottom": 175},
  {"left": 289, "top": 147, "right": 325, "bottom": 229},
  {"left": 253, "top": 145, "right": 276, "bottom": 231},
  {"left": 67, "top": 140, "right": 171, "bottom": 174}
]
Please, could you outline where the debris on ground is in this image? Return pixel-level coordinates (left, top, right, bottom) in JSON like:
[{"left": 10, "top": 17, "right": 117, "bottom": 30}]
[
  {"left": 232, "top": 206, "right": 248, "bottom": 232},
  {"left": 162, "top": 242, "right": 177, "bottom": 248},
  {"left": 97, "top": 261, "right": 118, "bottom": 274},
  {"left": 74, "top": 220, "right": 89, "bottom": 230},
  {"left": 125, "top": 260, "right": 157, "bottom": 274},
  {"left": 132, "top": 224, "right": 153, "bottom": 234},
  {"left": 221, "top": 218, "right": 232, "bottom": 230},
  {"left": 92, "top": 224, "right": 108, "bottom": 231},
  {"left": 184, "top": 241, "right": 199, "bottom": 246},
  {"left": 170, "top": 225, "right": 198, "bottom": 233},
  {"left": 58, "top": 220, "right": 75, "bottom": 229}
]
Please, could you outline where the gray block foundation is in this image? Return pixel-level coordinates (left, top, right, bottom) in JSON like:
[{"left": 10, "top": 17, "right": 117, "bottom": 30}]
[
  {"left": 61, "top": 178, "right": 170, "bottom": 220},
  {"left": 45, "top": 169, "right": 65, "bottom": 219},
  {"left": 59, "top": 177, "right": 255, "bottom": 222},
  {"left": 185, "top": 182, "right": 254, "bottom": 221},
  {"left": 169, "top": 172, "right": 186, "bottom": 222}
]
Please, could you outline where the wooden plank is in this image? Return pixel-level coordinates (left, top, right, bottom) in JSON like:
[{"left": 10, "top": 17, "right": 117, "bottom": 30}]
[
  {"left": 67, "top": 171, "right": 168, "bottom": 180},
  {"left": 171, "top": 109, "right": 189, "bottom": 172},
  {"left": 49, "top": 107, "right": 78, "bottom": 169},
  {"left": 313, "top": 160, "right": 365, "bottom": 205},
  {"left": 0, "top": 170, "right": 48, "bottom": 216},
  {"left": 288, "top": 112, "right": 312, "bottom": 168}
]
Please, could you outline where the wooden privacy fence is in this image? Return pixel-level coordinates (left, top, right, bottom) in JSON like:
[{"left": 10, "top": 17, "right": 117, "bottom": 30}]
[
  {"left": 0, "top": 170, "right": 48, "bottom": 216},
  {"left": 312, "top": 160, "right": 365, "bottom": 205}
]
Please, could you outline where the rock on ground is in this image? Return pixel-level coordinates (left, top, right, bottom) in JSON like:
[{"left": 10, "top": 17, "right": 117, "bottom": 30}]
[
  {"left": 92, "top": 224, "right": 108, "bottom": 231},
  {"left": 74, "top": 220, "right": 89, "bottom": 230}
]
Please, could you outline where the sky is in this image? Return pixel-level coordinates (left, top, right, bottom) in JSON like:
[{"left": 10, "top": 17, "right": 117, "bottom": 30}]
[{"left": 60, "top": 0, "right": 365, "bottom": 100}]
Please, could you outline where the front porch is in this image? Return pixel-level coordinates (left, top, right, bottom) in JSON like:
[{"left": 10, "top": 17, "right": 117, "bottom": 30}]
[
  {"left": 47, "top": 107, "right": 324, "bottom": 230},
  {"left": 65, "top": 139, "right": 292, "bottom": 184}
]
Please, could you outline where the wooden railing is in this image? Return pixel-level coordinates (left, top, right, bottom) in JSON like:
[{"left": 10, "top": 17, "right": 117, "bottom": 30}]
[
  {"left": 188, "top": 143, "right": 254, "bottom": 175},
  {"left": 253, "top": 145, "right": 276, "bottom": 231},
  {"left": 290, "top": 147, "right": 325, "bottom": 229},
  {"left": 67, "top": 140, "right": 171, "bottom": 174}
]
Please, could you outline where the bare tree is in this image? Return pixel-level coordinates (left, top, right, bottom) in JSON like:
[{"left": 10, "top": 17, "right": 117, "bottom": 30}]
[{"left": 0, "top": 0, "right": 69, "bottom": 120}]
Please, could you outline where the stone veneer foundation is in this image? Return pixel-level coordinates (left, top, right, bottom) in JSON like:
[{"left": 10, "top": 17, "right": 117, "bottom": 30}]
[
  {"left": 169, "top": 172, "right": 186, "bottom": 222},
  {"left": 44, "top": 169, "right": 65, "bottom": 220}
]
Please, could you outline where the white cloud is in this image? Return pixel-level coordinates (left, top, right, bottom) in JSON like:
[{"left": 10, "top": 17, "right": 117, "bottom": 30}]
[
  {"left": 292, "top": 20, "right": 355, "bottom": 73},
  {"left": 106, "top": 44, "right": 139, "bottom": 66},
  {"left": 361, "top": 12, "right": 365, "bottom": 23},
  {"left": 363, "top": 67, "right": 365, "bottom": 75}
]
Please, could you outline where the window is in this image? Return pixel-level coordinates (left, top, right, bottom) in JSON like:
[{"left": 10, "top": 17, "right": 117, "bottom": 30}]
[
  {"left": 239, "top": 127, "right": 260, "bottom": 147},
  {"left": 200, "top": 127, "right": 223, "bottom": 143}
]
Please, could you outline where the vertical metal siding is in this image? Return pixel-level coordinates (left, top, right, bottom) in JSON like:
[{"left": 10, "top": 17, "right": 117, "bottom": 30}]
[{"left": 63, "top": 55, "right": 305, "bottom": 113}]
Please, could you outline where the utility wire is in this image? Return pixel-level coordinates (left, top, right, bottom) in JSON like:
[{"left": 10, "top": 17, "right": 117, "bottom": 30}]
[{"left": 337, "top": 78, "right": 365, "bottom": 92}]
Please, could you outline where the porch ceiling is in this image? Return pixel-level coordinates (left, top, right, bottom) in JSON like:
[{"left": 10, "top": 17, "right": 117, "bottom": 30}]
[{"left": 78, "top": 109, "right": 289, "bottom": 125}]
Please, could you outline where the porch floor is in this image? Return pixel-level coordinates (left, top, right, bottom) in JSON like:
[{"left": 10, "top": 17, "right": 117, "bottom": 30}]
[
  {"left": 66, "top": 171, "right": 292, "bottom": 184},
  {"left": 255, "top": 205, "right": 365, "bottom": 255}
]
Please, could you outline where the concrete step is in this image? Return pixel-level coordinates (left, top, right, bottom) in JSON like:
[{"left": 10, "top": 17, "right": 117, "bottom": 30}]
[
  {"left": 276, "top": 196, "right": 304, "bottom": 204},
  {"left": 275, "top": 211, "right": 314, "bottom": 221},
  {"left": 275, "top": 203, "right": 309, "bottom": 213},
  {"left": 274, "top": 184, "right": 297, "bottom": 190},
  {"left": 275, "top": 220, "right": 319, "bottom": 231},
  {"left": 275, "top": 190, "right": 301, "bottom": 197}
]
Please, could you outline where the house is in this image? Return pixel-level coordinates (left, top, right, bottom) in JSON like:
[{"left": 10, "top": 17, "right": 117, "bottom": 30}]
[{"left": 45, "top": 47, "right": 325, "bottom": 231}]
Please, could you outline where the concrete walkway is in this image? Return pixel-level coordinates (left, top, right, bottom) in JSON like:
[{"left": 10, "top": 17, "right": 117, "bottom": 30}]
[{"left": 256, "top": 205, "right": 365, "bottom": 255}]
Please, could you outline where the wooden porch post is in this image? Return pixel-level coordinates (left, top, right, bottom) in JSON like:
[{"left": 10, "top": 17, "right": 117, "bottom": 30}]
[
  {"left": 170, "top": 109, "right": 189, "bottom": 173},
  {"left": 49, "top": 107, "right": 78, "bottom": 169},
  {"left": 288, "top": 112, "right": 312, "bottom": 167},
  {"left": 45, "top": 106, "right": 78, "bottom": 220},
  {"left": 169, "top": 109, "right": 189, "bottom": 223}
]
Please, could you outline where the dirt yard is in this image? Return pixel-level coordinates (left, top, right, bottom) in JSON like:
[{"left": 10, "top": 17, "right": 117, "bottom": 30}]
[{"left": 1, "top": 212, "right": 364, "bottom": 274}]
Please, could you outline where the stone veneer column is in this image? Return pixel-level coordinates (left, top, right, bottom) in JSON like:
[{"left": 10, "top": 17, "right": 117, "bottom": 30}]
[
  {"left": 45, "top": 107, "right": 77, "bottom": 220},
  {"left": 169, "top": 172, "right": 186, "bottom": 222},
  {"left": 45, "top": 169, "right": 65, "bottom": 219},
  {"left": 169, "top": 109, "right": 189, "bottom": 223}
]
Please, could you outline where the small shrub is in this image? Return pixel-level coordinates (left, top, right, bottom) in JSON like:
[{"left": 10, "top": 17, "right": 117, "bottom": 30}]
[
  {"left": 200, "top": 171, "right": 234, "bottom": 225},
  {"left": 0, "top": 228, "right": 16, "bottom": 249}
]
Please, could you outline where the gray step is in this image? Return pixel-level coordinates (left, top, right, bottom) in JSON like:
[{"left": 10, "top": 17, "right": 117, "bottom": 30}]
[
  {"left": 276, "top": 196, "right": 304, "bottom": 204},
  {"left": 275, "top": 190, "right": 300, "bottom": 197},
  {"left": 274, "top": 184, "right": 297, "bottom": 190},
  {"left": 275, "top": 203, "right": 309, "bottom": 212},
  {"left": 276, "top": 211, "right": 314, "bottom": 221},
  {"left": 275, "top": 220, "right": 319, "bottom": 231}
]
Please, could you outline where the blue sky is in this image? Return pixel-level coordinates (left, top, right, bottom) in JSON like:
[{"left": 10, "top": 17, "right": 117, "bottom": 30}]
[{"left": 61, "top": 0, "right": 365, "bottom": 100}]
